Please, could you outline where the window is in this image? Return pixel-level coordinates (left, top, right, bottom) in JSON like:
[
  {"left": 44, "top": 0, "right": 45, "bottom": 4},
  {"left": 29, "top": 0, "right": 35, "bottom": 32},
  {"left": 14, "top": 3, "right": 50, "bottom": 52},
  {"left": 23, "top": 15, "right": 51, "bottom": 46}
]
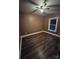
[{"left": 48, "top": 17, "right": 58, "bottom": 32}]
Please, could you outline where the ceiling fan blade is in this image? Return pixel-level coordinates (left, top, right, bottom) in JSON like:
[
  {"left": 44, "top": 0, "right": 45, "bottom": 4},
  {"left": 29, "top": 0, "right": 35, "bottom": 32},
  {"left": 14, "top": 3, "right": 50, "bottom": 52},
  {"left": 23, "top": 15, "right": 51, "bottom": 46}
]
[
  {"left": 25, "top": 0, "right": 39, "bottom": 5},
  {"left": 36, "top": 7, "right": 39, "bottom": 9},
  {"left": 45, "top": 8, "right": 50, "bottom": 9},
  {"left": 31, "top": 9, "right": 38, "bottom": 13},
  {"left": 44, "top": 0, "right": 48, "bottom": 3},
  {"left": 47, "top": 4, "right": 60, "bottom": 7}
]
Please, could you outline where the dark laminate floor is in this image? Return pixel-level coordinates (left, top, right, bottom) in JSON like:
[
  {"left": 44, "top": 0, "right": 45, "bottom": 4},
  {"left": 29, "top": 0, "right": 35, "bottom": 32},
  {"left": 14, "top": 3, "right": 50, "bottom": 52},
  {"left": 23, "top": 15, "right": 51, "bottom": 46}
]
[{"left": 21, "top": 33, "right": 60, "bottom": 59}]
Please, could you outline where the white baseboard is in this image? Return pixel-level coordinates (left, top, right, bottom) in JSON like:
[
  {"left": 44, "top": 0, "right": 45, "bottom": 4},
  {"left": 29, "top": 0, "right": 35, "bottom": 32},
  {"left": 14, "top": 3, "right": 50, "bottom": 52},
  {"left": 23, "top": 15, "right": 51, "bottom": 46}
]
[
  {"left": 21, "top": 31, "right": 44, "bottom": 38},
  {"left": 42, "top": 31, "right": 60, "bottom": 37},
  {"left": 21, "top": 31, "right": 60, "bottom": 38}
]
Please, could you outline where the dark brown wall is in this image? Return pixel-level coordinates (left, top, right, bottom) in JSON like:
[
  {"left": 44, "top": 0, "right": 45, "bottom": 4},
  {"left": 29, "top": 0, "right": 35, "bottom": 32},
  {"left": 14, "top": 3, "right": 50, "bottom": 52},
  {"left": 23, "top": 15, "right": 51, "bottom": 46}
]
[
  {"left": 19, "top": 12, "right": 44, "bottom": 35},
  {"left": 19, "top": 12, "right": 60, "bottom": 35},
  {"left": 43, "top": 14, "right": 60, "bottom": 34}
]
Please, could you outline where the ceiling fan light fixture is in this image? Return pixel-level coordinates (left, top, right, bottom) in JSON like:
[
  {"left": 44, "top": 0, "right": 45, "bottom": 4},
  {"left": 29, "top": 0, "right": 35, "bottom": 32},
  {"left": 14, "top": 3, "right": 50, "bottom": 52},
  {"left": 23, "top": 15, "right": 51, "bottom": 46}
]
[{"left": 40, "top": 9, "right": 44, "bottom": 13}]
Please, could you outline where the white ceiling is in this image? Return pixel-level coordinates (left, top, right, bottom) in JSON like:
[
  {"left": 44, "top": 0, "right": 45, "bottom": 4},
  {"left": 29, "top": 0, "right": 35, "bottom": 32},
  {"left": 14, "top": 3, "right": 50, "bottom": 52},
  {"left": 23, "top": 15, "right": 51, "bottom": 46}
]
[{"left": 19, "top": 0, "right": 60, "bottom": 15}]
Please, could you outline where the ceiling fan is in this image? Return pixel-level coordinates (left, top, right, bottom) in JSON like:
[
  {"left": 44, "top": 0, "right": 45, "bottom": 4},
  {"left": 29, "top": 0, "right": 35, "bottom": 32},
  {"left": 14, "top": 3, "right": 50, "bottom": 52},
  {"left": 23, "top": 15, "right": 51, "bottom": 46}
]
[{"left": 24, "top": 0, "right": 60, "bottom": 13}]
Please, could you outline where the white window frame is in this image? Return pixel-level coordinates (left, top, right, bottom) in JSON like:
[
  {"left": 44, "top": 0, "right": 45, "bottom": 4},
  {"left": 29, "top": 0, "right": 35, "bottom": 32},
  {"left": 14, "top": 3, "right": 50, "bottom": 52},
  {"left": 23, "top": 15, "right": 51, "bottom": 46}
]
[{"left": 48, "top": 17, "right": 58, "bottom": 32}]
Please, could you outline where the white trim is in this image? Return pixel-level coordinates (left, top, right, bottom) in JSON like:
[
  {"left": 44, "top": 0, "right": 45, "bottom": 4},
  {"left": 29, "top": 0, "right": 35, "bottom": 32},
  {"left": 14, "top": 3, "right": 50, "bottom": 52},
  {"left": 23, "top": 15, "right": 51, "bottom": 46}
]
[
  {"left": 21, "top": 31, "right": 60, "bottom": 38},
  {"left": 48, "top": 17, "right": 58, "bottom": 32},
  {"left": 19, "top": 36, "right": 22, "bottom": 59},
  {"left": 21, "top": 31, "right": 44, "bottom": 38},
  {"left": 42, "top": 31, "right": 60, "bottom": 37}
]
